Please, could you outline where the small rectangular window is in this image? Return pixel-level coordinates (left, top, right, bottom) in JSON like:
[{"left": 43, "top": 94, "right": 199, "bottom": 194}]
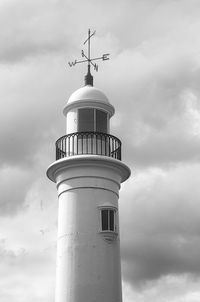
[{"left": 101, "top": 209, "right": 115, "bottom": 231}]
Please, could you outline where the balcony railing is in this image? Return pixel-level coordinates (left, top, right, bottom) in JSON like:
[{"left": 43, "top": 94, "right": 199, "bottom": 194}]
[{"left": 56, "top": 132, "right": 121, "bottom": 161}]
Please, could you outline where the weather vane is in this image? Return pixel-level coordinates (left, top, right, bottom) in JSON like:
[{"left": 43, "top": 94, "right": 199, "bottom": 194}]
[{"left": 68, "top": 29, "right": 110, "bottom": 86}]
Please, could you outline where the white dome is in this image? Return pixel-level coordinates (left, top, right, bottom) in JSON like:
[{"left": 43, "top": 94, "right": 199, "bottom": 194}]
[
  {"left": 63, "top": 85, "right": 115, "bottom": 117},
  {"left": 68, "top": 85, "right": 110, "bottom": 105}
]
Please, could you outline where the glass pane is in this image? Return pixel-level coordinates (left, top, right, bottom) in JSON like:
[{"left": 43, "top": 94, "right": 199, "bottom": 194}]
[
  {"left": 109, "top": 210, "right": 114, "bottom": 231},
  {"left": 96, "top": 110, "right": 107, "bottom": 133},
  {"left": 101, "top": 210, "right": 108, "bottom": 231},
  {"left": 78, "top": 108, "right": 94, "bottom": 132}
]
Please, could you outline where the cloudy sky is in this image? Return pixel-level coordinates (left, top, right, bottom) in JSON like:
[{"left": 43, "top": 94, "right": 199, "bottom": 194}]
[{"left": 1, "top": 0, "right": 200, "bottom": 301}]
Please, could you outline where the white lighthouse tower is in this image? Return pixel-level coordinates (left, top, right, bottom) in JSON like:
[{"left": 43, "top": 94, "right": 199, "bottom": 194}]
[{"left": 47, "top": 30, "right": 131, "bottom": 302}]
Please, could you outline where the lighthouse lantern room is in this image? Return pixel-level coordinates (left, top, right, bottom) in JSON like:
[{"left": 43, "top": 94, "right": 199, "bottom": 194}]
[{"left": 47, "top": 30, "right": 131, "bottom": 302}]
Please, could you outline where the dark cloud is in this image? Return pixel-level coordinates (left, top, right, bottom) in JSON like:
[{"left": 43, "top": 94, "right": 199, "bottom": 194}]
[
  {"left": 0, "top": 57, "right": 66, "bottom": 167},
  {"left": 0, "top": 60, "right": 63, "bottom": 215},
  {"left": 122, "top": 235, "right": 200, "bottom": 287},
  {"left": 120, "top": 164, "right": 200, "bottom": 286},
  {"left": 127, "top": 133, "right": 200, "bottom": 167},
  {"left": 107, "top": 51, "right": 200, "bottom": 167}
]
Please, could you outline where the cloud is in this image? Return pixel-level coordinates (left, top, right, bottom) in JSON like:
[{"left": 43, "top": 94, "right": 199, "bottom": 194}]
[
  {"left": 122, "top": 275, "right": 200, "bottom": 302},
  {"left": 0, "top": 57, "right": 66, "bottom": 216},
  {"left": 0, "top": 239, "right": 55, "bottom": 302},
  {"left": 0, "top": 166, "right": 32, "bottom": 215},
  {"left": 0, "top": 0, "right": 70, "bottom": 63},
  {"left": 0, "top": 0, "right": 120, "bottom": 63},
  {"left": 120, "top": 163, "right": 200, "bottom": 286},
  {"left": 106, "top": 25, "right": 200, "bottom": 167},
  {"left": 0, "top": 56, "right": 66, "bottom": 168},
  {"left": 0, "top": 190, "right": 57, "bottom": 302}
]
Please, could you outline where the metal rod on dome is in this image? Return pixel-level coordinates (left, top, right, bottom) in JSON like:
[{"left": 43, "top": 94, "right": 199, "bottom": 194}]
[
  {"left": 88, "top": 29, "right": 91, "bottom": 69},
  {"left": 85, "top": 29, "right": 93, "bottom": 86},
  {"left": 68, "top": 29, "right": 110, "bottom": 86}
]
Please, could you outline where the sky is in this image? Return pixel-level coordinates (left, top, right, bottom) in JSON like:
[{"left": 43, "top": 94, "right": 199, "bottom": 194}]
[{"left": 1, "top": 0, "right": 200, "bottom": 301}]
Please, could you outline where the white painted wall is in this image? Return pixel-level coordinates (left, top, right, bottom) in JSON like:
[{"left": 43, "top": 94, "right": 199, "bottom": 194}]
[
  {"left": 66, "top": 110, "right": 78, "bottom": 134},
  {"left": 47, "top": 156, "right": 131, "bottom": 302}
]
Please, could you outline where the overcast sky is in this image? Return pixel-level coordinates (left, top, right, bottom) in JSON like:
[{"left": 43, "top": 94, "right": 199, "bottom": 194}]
[{"left": 1, "top": 0, "right": 200, "bottom": 301}]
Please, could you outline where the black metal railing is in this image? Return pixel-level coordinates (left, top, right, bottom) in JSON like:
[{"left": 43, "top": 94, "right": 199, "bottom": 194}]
[{"left": 56, "top": 132, "right": 121, "bottom": 161}]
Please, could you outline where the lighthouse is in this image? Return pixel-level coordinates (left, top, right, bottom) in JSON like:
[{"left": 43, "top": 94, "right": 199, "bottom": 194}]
[{"left": 47, "top": 30, "right": 131, "bottom": 302}]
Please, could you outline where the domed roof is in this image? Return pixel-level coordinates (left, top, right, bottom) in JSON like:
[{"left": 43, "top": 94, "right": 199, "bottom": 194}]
[
  {"left": 63, "top": 85, "right": 115, "bottom": 117},
  {"left": 67, "top": 85, "right": 110, "bottom": 105}
]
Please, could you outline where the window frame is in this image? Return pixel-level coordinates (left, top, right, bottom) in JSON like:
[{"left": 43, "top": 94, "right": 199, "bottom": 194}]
[
  {"left": 101, "top": 209, "right": 115, "bottom": 232},
  {"left": 78, "top": 108, "right": 108, "bottom": 133},
  {"left": 98, "top": 206, "right": 118, "bottom": 242}
]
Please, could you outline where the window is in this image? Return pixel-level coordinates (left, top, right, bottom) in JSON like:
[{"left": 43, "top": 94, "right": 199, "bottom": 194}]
[
  {"left": 78, "top": 108, "right": 94, "bottom": 132},
  {"left": 99, "top": 206, "right": 118, "bottom": 242},
  {"left": 78, "top": 108, "right": 108, "bottom": 133},
  {"left": 101, "top": 209, "right": 115, "bottom": 232},
  {"left": 96, "top": 109, "right": 107, "bottom": 133}
]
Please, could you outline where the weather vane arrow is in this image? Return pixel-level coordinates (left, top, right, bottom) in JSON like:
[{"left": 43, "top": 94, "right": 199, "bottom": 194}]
[{"left": 68, "top": 29, "right": 110, "bottom": 86}]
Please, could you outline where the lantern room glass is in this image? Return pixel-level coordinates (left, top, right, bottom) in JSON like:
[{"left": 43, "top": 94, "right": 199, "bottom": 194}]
[
  {"left": 78, "top": 108, "right": 94, "bottom": 132},
  {"left": 78, "top": 108, "right": 108, "bottom": 133}
]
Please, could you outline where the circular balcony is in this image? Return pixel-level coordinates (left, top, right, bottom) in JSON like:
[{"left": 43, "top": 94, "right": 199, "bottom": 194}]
[{"left": 55, "top": 132, "right": 121, "bottom": 161}]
